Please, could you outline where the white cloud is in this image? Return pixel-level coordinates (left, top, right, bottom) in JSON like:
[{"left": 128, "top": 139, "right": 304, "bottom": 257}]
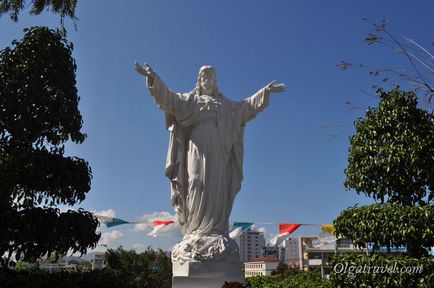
[
  {"left": 99, "top": 230, "right": 124, "bottom": 246},
  {"left": 267, "top": 233, "right": 278, "bottom": 245},
  {"left": 133, "top": 211, "right": 181, "bottom": 237},
  {"left": 92, "top": 208, "right": 116, "bottom": 218},
  {"left": 84, "top": 229, "right": 124, "bottom": 254},
  {"left": 257, "top": 226, "right": 267, "bottom": 234},
  {"left": 133, "top": 211, "right": 174, "bottom": 232},
  {"left": 252, "top": 225, "right": 276, "bottom": 244}
]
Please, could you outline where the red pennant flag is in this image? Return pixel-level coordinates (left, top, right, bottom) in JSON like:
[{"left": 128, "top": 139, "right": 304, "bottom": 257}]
[
  {"left": 148, "top": 220, "right": 175, "bottom": 237},
  {"left": 271, "top": 223, "right": 302, "bottom": 246},
  {"left": 279, "top": 224, "right": 301, "bottom": 235},
  {"left": 153, "top": 220, "right": 175, "bottom": 226}
]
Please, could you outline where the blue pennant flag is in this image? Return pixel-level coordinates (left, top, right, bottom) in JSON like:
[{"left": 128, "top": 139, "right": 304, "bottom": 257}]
[
  {"left": 96, "top": 216, "right": 129, "bottom": 228},
  {"left": 230, "top": 222, "right": 254, "bottom": 239}
]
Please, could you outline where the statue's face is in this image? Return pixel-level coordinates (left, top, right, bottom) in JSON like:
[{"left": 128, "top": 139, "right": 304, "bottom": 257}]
[{"left": 200, "top": 71, "right": 215, "bottom": 95}]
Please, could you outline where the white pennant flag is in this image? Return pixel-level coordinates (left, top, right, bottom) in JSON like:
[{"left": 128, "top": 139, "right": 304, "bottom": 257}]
[{"left": 229, "top": 227, "right": 243, "bottom": 239}]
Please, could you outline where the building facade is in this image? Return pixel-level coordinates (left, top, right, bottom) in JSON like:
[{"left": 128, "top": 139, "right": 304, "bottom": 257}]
[
  {"left": 90, "top": 252, "right": 107, "bottom": 270},
  {"left": 234, "top": 229, "right": 266, "bottom": 262},
  {"left": 244, "top": 257, "right": 280, "bottom": 278},
  {"left": 280, "top": 236, "right": 318, "bottom": 269},
  {"left": 306, "top": 238, "right": 364, "bottom": 278},
  {"left": 261, "top": 245, "right": 279, "bottom": 259}
]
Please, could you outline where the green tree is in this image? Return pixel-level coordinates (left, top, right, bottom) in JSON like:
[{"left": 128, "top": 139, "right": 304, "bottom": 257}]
[
  {"left": 0, "top": 0, "right": 78, "bottom": 24},
  {"left": 331, "top": 87, "right": 434, "bottom": 286},
  {"left": 0, "top": 27, "right": 100, "bottom": 267},
  {"left": 271, "top": 262, "right": 300, "bottom": 279},
  {"left": 245, "top": 272, "right": 332, "bottom": 288},
  {"left": 344, "top": 88, "right": 434, "bottom": 206},
  {"left": 272, "top": 262, "right": 289, "bottom": 278},
  {"left": 337, "top": 87, "right": 434, "bottom": 257},
  {"left": 105, "top": 247, "right": 172, "bottom": 288}
]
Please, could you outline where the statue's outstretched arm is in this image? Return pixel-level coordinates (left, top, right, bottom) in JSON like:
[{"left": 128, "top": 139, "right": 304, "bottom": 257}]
[
  {"left": 265, "top": 80, "right": 285, "bottom": 94},
  {"left": 134, "top": 62, "right": 183, "bottom": 115},
  {"left": 135, "top": 62, "right": 156, "bottom": 87},
  {"left": 241, "top": 80, "right": 286, "bottom": 124}
]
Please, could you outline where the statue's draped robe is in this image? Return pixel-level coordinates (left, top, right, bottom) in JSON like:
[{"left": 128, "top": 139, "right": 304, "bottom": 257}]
[{"left": 148, "top": 75, "right": 270, "bottom": 239}]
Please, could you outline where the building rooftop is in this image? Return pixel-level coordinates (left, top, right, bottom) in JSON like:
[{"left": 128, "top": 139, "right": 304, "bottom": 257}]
[{"left": 245, "top": 257, "right": 280, "bottom": 263}]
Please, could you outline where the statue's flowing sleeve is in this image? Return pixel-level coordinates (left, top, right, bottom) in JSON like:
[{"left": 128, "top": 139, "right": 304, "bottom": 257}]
[
  {"left": 146, "top": 74, "right": 198, "bottom": 231},
  {"left": 241, "top": 87, "right": 271, "bottom": 124},
  {"left": 215, "top": 87, "right": 271, "bottom": 207},
  {"left": 147, "top": 74, "right": 195, "bottom": 117}
]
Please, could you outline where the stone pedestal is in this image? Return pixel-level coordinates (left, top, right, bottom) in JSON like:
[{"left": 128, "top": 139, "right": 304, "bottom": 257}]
[{"left": 172, "top": 261, "right": 244, "bottom": 288}]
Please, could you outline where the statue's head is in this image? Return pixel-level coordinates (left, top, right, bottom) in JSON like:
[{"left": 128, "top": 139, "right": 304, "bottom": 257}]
[{"left": 194, "top": 65, "right": 220, "bottom": 97}]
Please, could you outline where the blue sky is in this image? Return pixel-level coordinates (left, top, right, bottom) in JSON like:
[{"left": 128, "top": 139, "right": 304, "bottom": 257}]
[{"left": 1, "top": 0, "right": 433, "bottom": 252}]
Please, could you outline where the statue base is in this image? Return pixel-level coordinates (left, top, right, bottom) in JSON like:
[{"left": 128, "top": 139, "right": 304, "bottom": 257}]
[
  {"left": 171, "top": 233, "right": 240, "bottom": 263},
  {"left": 172, "top": 261, "right": 244, "bottom": 288}
]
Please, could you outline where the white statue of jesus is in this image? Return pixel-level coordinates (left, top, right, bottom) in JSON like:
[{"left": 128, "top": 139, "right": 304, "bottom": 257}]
[{"left": 135, "top": 63, "right": 285, "bottom": 263}]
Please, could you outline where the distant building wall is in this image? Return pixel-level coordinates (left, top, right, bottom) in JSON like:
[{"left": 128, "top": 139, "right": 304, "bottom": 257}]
[
  {"left": 261, "top": 245, "right": 279, "bottom": 259},
  {"left": 235, "top": 229, "right": 266, "bottom": 262},
  {"left": 91, "top": 252, "right": 107, "bottom": 270},
  {"left": 282, "top": 238, "right": 300, "bottom": 267},
  {"left": 244, "top": 257, "right": 279, "bottom": 278}
]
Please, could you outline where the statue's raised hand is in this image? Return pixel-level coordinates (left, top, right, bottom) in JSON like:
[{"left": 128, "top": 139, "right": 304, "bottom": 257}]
[
  {"left": 265, "top": 80, "right": 285, "bottom": 93},
  {"left": 135, "top": 62, "right": 155, "bottom": 85}
]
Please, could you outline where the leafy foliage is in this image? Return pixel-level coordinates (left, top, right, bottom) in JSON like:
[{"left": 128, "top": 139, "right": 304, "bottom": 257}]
[
  {"left": 0, "top": 0, "right": 78, "bottom": 24},
  {"left": 329, "top": 253, "right": 434, "bottom": 288},
  {"left": 245, "top": 272, "right": 332, "bottom": 288},
  {"left": 345, "top": 88, "right": 434, "bottom": 206},
  {"left": 0, "top": 268, "right": 131, "bottom": 288},
  {"left": 0, "top": 27, "right": 99, "bottom": 266},
  {"left": 246, "top": 275, "right": 288, "bottom": 288},
  {"left": 105, "top": 247, "right": 172, "bottom": 288},
  {"left": 334, "top": 204, "right": 434, "bottom": 257},
  {"left": 224, "top": 282, "right": 245, "bottom": 288},
  {"left": 333, "top": 87, "right": 434, "bottom": 284},
  {"left": 271, "top": 262, "right": 300, "bottom": 279}
]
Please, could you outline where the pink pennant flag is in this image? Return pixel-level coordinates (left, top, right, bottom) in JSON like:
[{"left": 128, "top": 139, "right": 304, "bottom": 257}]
[
  {"left": 270, "top": 224, "right": 301, "bottom": 247},
  {"left": 147, "top": 220, "right": 175, "bottom": 237}
]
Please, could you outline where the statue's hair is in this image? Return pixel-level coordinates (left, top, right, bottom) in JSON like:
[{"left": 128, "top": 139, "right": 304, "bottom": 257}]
[{"left": 193, "top": 65, "right": 221, "bottom": 97}]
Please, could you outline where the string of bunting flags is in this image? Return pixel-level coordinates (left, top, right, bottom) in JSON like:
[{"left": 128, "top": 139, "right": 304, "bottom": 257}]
[
  {"left": 94, "top": 214, "right": 335, "bottom": 244},
  {"left": 94, "top": 216, "right": 434, "bottom": 254}
]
